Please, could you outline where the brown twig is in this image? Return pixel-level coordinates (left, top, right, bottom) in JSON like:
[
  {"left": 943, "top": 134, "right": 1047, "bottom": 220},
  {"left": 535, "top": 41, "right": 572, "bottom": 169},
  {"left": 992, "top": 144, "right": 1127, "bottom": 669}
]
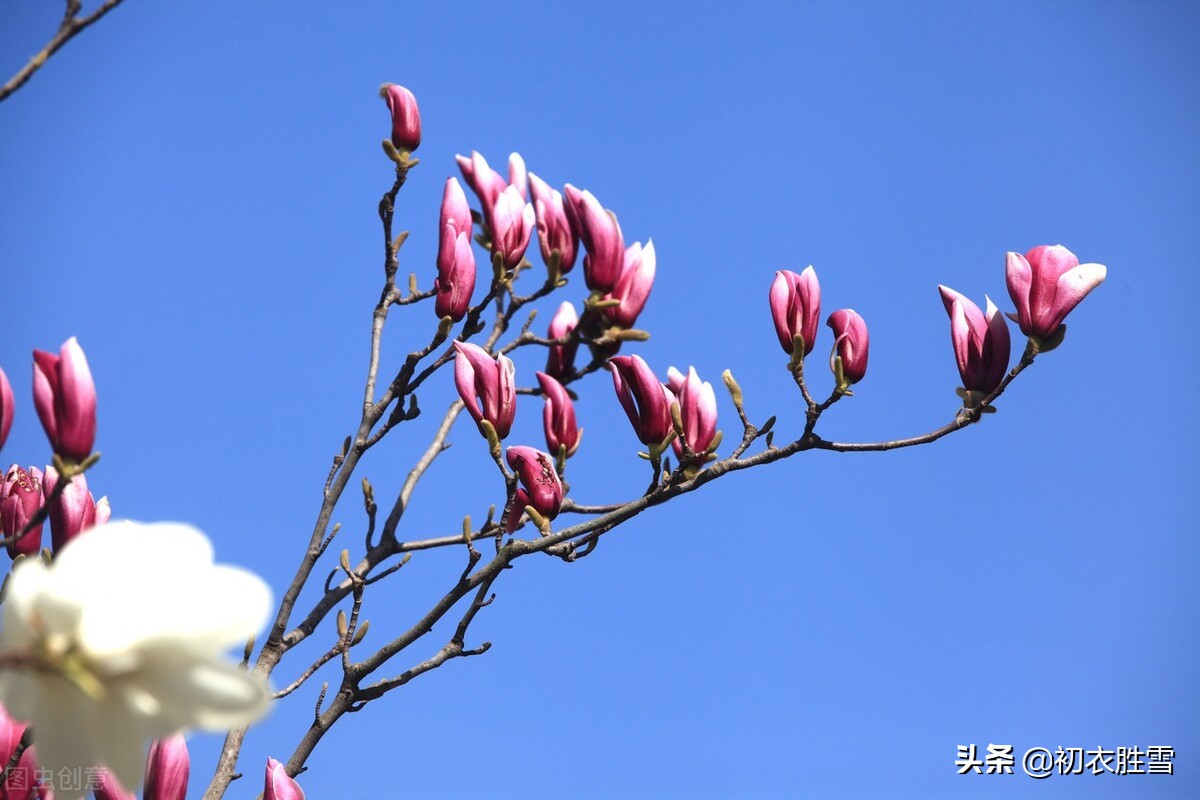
[{"left": 0, "top": 0, "right": 128, "bottom": 104}]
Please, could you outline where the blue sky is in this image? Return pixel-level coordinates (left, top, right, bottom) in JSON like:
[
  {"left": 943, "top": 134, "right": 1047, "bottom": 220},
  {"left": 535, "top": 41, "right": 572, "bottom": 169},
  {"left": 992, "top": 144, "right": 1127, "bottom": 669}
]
[{"left": 1, "top": 1, "right": 1197, "bottom": 798}]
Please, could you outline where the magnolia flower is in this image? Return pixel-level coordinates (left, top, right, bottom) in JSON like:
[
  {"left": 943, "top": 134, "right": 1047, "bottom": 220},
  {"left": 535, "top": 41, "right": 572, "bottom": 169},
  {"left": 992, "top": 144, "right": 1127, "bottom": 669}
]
[
  {"left": 264, "top": 757, "right": 305, "bottom": 800},
  {"left": 380, "top": 83, "right": 421, "bottom": 152},
  {"left": 602, "top": 241, "right": 656, "bottom": 329},
  {"left": 528, "top": 173, "right": 578, "bottom": 274},
  {"left": 0, "top": 367, "right": 13, "bottom": 453},
  {"left": 452, "top": 342, "right": 516, "bottom": 440},
  {"left": 609, "top": 355, "right": 674, "bottom": 447},
  {"left": 536, "top": 372, "right": 581, "bottom": 459},
  {"left": 455, "top": 151, "right": 509, "bottom": 229},
  {"left": 563, "top": 185, "right": 624, "bottom": 293},
  {"left": 1005, "top": 244, "right": 1106, "bottom": 341},
  {"left": 0, "top": 521, "right": 272, "bottom": 796},
  {"left": 32, "top": 337, "right": 97, "bottom": 463},
  {"left": 826, "top": 309, "right": 869, "bottom": 387},
  {"left": 505, "top": 446, "right": 563, "bottom": 533},
  {"left": 769, "top": 267, "right": 821, "bottom": 357},
  {"left": 544, "top": 302, "right": 580, "bottom": 381},
  {"left": 938, "top": 286, "right": 1011, "bottom": 395},
  {"left": 667, "top": 366, "right": 718, "bottom": 459}
]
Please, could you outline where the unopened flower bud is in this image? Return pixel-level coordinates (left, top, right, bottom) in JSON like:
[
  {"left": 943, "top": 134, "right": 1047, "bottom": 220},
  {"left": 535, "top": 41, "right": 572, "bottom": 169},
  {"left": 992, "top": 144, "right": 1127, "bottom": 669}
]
[
  {"left": 434, "top": 177, "right": 477, "bottom": 322},
  {"left": 938, "top": 285, "right": 1011, "bottom": 396},
  {"left": 563, "top": 184, "right": 624, "bottom": 293},
  {"left": 41, "top": 465, "right": 104, "bottom": 551},
  {"left": 491, "top": 186, "right": 535, "bottom": 271},
  {"left": 145, "top": 734, "right": 190, "bottom": 800},
  {"left": 601, "top": 240, "right": 656, "bottom": 328},
  {"left": 32, "top": 337, "right": 97, "bottom": 463},
  {"left": 536, "top": 372, "right": 581, "bottom": 458},
  {"left": 453, "top": 342, "right": 516, "bottom": 440},
  {"left": 380, "top": 83, "right": 421, "bottom": 152},
  {"left": 769, "top": 267, "right": 821, "bottom": 357},
  {"left": 529, "top": 173, "right": 578, "bottom": 275},
  {"left": 826, "top": 309, "right": 869, "bottom": 388},
  {"left": 265, "top": 757, "right": 306, "bottom": 800},
  {"left": 545, "top": 302, "right": 580, "bottom": 381},
  {"left": 608, "top": 355, "right": 674, "bottom": 447},
  {"left": 508, "top": 153, "right": 528, "bottom": 200},
  {"left": 669, "top": 366, "right": 718, "bottom": 459},
  {"left": 0, "top": 367, "right": 13, "bottom": 453},
  {"left": 456, "top": 151, "right": 509, "bottom": 229}
]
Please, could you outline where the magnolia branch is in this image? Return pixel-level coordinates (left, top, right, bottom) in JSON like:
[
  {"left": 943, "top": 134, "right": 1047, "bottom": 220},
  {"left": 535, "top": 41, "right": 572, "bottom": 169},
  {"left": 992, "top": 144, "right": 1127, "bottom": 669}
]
[{"left": 0, "top": 0, "right": 127, "bottom": 104}]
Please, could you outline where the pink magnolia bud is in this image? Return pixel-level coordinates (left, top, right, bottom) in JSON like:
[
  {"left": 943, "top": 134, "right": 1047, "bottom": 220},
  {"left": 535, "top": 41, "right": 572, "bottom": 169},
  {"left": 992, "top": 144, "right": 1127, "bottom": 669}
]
[
  {"left": 93, "top": 769, "right": 137, "bottom": 800},
  {"left": 536, "top": 372, "right": 581, "bottom": 459},
  {"left": 769, "top": 266, "right": 822, "bottom": 356},
  {"left": 609, "top": 355, "right": 674, "bottom": 447},
  {"left": 504, "top": 445, "right": 563, "bottom": 533},
  {"left": 1, "top": 465, "right": 45, "bottom": 558},
  {"left": 826, "top": 309, "right": 869, "bottom": 386},
  {"left": 144, "top": 734, "right": 189, "bottom": 800},
  {"left": 528, "top": 173, "right": 578, "bottom": 274},
  {"left": 1005, "top": 244, "right": 1107, "bottom": 340},
  {"left": 669, "top": 366, "right": 718, "bottom": 458},
  {"left": 380, "top": 83, "right": 421, "bottom": 152},
  {"left": 508, "top": 152, "right": 528, "bottom": 200},
  {"left": 602, "top": 240, "right": 656, "bottom": 328},
  {"left": 41, "top": 465, "right": 105, "bottom": 551},
  {"left": 453, "top": 342, "right": 516, "bottom": 439},
  {"left": 1, "top": 701, "right": 46, "bottom": 800},
  {"left": 264, "top": 757, "right": 305, "bottom": 800},
  {"left": 0, "top": 367, "right": 13, "bottom": 453},
  {"left": 545, "top": 302, "right": 580, "bottom": 381},
  {"left": 491, "top": 186, "right": 536, "bottom": 270},
  {"left": 32, "top": 337, "right": 97, "bottom": 462},
  {"left": 434, "top": 178, "right": 477, "bottom": 322},
  {"left": 563, "top": 185, "right": 625, "bottom": 293},
  {"left": 938, "top": 286, "right": 1011, "bottom": 395},
  {"left": 456, "top": 151, "right": 509, "bottom": 228}
]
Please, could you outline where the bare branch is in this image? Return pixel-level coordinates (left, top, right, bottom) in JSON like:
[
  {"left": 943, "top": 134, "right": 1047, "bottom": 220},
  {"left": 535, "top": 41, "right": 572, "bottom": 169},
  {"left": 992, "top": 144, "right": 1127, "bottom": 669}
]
[{"left": 0, "top": 0, "right": 128, "bottom": 104}]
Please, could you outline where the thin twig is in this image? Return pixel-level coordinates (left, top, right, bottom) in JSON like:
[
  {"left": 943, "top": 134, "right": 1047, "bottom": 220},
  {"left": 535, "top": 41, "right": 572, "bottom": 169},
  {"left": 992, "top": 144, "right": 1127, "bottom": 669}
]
[{"left": 0, "top": 0, "right": 127, "bottom": 104}]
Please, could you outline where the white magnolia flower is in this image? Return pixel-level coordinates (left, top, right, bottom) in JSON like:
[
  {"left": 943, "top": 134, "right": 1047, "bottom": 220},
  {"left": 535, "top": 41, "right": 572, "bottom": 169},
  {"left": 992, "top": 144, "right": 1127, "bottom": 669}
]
[{"left": 0, "top": 520, "right": 272, "bottom": 796}]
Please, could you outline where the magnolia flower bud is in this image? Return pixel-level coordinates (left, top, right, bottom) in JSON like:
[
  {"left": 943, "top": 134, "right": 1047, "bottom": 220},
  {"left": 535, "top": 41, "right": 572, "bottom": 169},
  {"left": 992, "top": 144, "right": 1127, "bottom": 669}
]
[
  {"left": 380, "top": 83, "right": 421, "bottom": 152},
  {"left": 545, "top": 302, "right": 580, "bottom": 381},
  {"left": 0, "top": 367, "right": 13, "bottom": 453},
  {"left": 144, "top": 734, "right": 190, "bottom": 800},
  {"left": 32, "top": 337, "right": 97, "bottom": 463},
  {"left": 456, "top": 151, "right": 509, "bottom": 229},
  {"left": 0, "top": 701, "right": 46, "bottom": 799},
  {"left": 265, "top": 757, "right": 306, "bottom": 800},
  {"left": 609, "top": 355, "right": 674, "bottom": 447},
  {"left": 491, "top": 185, "right": 536, "bottom": 271},
  {"left": 1005, "top": 244, "right": 1106, "bottom": 341},
  {"left": 453, "top": 342, "right": 516, "bottom": 440},
  {"left": 508, "top": 152, "right": 528, "bottom": 200},
  {"left": 1, "top": 465, "right": 44, "bottom": 558},
  {"left": 505, "top": 445, "right": 563, "bottom": 533},
  {"left": 563, "top": 184, "right": 624, "bottom": 293},
  {"left": 827, "top": 309, "right": 869, "bottom": 387},
  {"left": 41, "top": 465, "right": 104, "bottom": 552},
  {"left": 93, "top": 769, "right": 137, "bottom": 800},
  {"left": 434, "top": 177, "right": 477, "bottom": 322},
  {"left": 528, "top": 173, "right": 578, "bottom": 274},
  {"left": 536, "top": 372, "right": 581, "bottom": 458},
  {"left": 602, "top": 240, "right": 656, "bottom": 328},
  {"left": 769, "top": 266, "right": 821, "bottom": 357},
  {"left": 670, "top": 366, "right": 718, "bottom": 458},
  {"left": 938, "top": 285, "right": 1011, "bottom": 396}
]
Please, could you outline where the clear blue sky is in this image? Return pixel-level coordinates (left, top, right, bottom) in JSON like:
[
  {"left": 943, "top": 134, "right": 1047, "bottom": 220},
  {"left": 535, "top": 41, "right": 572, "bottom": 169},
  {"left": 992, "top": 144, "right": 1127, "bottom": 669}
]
[{"left": 2, "top": 2, "right": 1197, "bottom": 798}]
